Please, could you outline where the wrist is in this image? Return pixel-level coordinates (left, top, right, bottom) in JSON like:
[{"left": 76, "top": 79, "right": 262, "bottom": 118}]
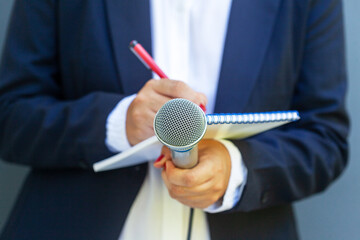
[{"left": 105, "top": 94, "right": 137, "bottom": 152}]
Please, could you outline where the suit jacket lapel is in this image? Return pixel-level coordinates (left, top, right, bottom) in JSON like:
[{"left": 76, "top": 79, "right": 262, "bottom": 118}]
[
  {"left": 215, "top": 0, "right": 281, "bottom": 113},
  {"left": 104, "top": 0, "right": 152, "bottom": 94},
  {"left": 104, "top": 0, "right": 281, "bottom": 108}
]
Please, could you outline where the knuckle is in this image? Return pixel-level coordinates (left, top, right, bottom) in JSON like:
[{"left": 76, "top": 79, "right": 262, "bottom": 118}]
[
  {"left": 173, "top": 80, "right": 186, "bottom": 93},
  {"left": 199, "top": 202, "right": 210, "bottom": 209},
  {"left": 172, "top": 186, "right": 183, "bottom": 196},
  {"left": 213, "top": 166, "right": 222, "bottom": 175},
  {"left": 169, "top": 192, "right": 176, "bottom": 199},
  {"left": 131, "top": 109, "right": 143, "bottom": 122},
  {"left": 183, "top": 173, "right": 195, "bottom": 187},
  {"left": 145, "top": 79, "right": 155, "bottom": 88},
  {"left": 211, "top": 195, "right": 219, "bottom": 204},
  {"left": 131, "top": 97, "right": 143, "bottom": 108},
  {"left": 168, "top": 186, "right": 177, "bottom": 199},
  {"left": 134, "top": 128, "right": 144, "bottom": 138},
  {"left": 214, "top": 182, "right": 224, "bottom": 193},
  {"left": 197, "top": 93, "right": 208, "bottom": 104},
  {"left": 135, "top": 93, "right": 146, "bottom": 104}
]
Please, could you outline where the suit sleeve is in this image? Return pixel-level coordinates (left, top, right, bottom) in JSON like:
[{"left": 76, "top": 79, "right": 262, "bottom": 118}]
[
  {"left": 231, "top": 0, "right": 349, "bottom": 212},
  {"left": 0, "top": 0, "right": 125, "bottom": 169}
]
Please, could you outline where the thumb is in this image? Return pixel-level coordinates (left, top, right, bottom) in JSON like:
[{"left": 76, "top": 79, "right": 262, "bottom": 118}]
[{"left": 153, "top": 145, "right": 171, "bottom": 168}]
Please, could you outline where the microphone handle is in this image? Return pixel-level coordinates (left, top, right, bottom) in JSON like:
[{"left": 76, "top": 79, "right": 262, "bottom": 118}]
[{"left": 171, "top": 145, "right": 198, "bottom": 169}]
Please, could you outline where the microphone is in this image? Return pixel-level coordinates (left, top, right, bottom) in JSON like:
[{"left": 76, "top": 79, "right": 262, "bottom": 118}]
[{"left": 154, "top": 98, "right": 207, "bottom": 169}]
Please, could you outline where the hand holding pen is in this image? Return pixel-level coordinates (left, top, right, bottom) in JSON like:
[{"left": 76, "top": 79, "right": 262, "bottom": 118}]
[{"left": 126, "top": 40, "right": 207, "bottom": 146}]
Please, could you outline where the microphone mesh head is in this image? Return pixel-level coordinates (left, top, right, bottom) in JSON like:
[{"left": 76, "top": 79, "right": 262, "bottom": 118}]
[{"left": 154, "top": 99, "right": 206, "bottom": 147}]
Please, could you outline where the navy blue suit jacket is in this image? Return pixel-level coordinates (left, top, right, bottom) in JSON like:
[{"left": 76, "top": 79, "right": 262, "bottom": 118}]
[{"left": 0, "top": 0, "right": 348, "bottom": 239}]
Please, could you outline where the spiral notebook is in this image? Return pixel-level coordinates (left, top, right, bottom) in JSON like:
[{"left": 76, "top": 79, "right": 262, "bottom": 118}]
[{"left": 93, "top": 111, "right": 300, "bottom": 172}]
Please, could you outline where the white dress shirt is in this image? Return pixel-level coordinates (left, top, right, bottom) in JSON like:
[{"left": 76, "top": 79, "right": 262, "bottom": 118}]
[{"left": 106, "top": 0, "right": 248, "bottom": 239}]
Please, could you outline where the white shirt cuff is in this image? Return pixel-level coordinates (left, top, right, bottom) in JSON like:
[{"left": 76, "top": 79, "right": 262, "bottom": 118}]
[
  {"left": 105, "top": 94, "right": 137, "bottom": 152},
  {"left": 204, "top": 139, "right": 248, "bottom": 213}
]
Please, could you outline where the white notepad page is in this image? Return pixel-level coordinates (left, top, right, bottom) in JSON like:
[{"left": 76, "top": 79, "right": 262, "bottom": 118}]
[{"left": 93, "top": 111, "right": 300, "bottom": 172}]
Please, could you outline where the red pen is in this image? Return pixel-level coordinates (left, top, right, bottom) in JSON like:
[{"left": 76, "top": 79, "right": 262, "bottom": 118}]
[
  {"left": 129, "top": 40, "right": 169, "bottom": 79},
  {"left": 129, "top": 40, "right": 206, "bottom": 113}
]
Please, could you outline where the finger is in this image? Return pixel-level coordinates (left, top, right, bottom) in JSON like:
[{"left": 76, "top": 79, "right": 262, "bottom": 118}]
[
  {"left": 175, "top": 192, "right": 220, "bottom": 209},
  {"left": 161, "top": 166, "right": 222, "bottom": 208},
  {"left": 128, "top": 109, "right": 155, "bottom": 134},
  {"left": 161, "top": 146, "right": 172, "bottom": 159},
  {"left": 165, "top": 158, "right": 214, "bottom": 187},
  {"left": 161, "top": 167, "right": 171, "bottom": 190},
  {"left": 145, "top": 124, "right": 155, "bottom": 136},
  {"left": 165, "top": 177, "right": 215, "bottom": 198},
  {"left": 126, "top": 103, "right": 156, "bottom": 145},
  {"left": 152, "top": 79, "right": 207, "bottom": 106},
  {"left": 127, "top": 100, "right": 155, "bottom": 125},
  {"left": 197, "top": 92, "right": 208, "bottom": 107},
  {"left": 153, "top": 154, "right": 167, "bottom": 168},
  {"left": 161, "top": 168, "right": 198, "bottom": 201},
  {"left": 141, "top": 90, "right": 172, "bottom": 113},
  {"left": 153, "top": 147, "right": 171, "bottom": 168},
  {"left": 154, "top": 148, "right": 171, "bottom": 169}
]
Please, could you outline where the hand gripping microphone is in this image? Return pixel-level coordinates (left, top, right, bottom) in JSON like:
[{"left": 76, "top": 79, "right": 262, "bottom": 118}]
[{"left": 154, "top": 98, "right": 207, "bottom": 169}]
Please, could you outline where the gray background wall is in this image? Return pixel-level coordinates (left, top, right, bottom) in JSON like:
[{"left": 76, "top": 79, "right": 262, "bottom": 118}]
[
  {"left": 0, "top": 0, "right": 29, "bottom": 232},
  {"left": 0, "top": 0, "right": 359, "bottom": 239},
  {"left": 295, "top": 1, "right": 360, "bottom": 239}
]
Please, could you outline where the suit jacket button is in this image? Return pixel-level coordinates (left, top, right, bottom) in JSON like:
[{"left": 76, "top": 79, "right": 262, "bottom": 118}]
[
  {"left": 261, "top": 191, "right": 270, "bottom": 204},
  {"left": 79, "top": 162, "right": 87, "bottom": 169}
]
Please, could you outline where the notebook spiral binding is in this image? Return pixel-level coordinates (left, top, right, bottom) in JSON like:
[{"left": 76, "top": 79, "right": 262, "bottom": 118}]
[{"left": 206, "top": 111, "right": 300, "bottom": 125}]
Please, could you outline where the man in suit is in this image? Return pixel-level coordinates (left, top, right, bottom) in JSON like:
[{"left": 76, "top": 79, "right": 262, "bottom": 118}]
[{"left": 0, "top": 0, "right": 348, "bottom": 239}]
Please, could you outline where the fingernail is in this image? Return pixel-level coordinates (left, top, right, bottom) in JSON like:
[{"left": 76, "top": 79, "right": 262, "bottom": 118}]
[
  {"left": 155, "top": 154, "right": 164, "bottom": 163},
  {"left": 199, "top": 104, "right": 206, "bottom": 113}
]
